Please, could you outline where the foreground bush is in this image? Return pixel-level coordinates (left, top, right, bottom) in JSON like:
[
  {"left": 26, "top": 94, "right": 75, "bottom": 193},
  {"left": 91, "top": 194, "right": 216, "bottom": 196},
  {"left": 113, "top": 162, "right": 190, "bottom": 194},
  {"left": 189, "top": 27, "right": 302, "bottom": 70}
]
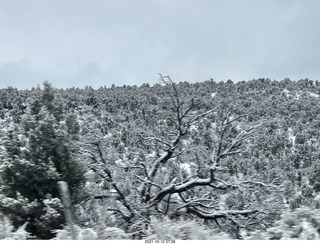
[
  {"left": 53, "top": 224, "right": 129, "bottom": 240},
  {"left": 0, "top": 213, "right": 29, "bottom": 240},
  {"left": 145, "top": 216, "right": 229, "bottom": 240},
  {"left": 248, "top": 206, "right": 320, "bottom": 240}
]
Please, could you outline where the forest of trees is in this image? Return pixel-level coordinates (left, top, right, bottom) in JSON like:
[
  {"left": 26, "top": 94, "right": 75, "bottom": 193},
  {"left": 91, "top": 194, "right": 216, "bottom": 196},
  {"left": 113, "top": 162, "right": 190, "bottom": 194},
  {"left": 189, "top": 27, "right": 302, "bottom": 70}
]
[{"left": 0, "top": 76, "right": 320, "bottom": 240}]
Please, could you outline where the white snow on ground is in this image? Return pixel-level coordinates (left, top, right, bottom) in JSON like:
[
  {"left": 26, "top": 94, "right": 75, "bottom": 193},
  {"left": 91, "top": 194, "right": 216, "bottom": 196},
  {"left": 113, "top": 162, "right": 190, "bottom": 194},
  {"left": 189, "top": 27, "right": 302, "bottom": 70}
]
[
  {"left": 211, "top": 122, "right": 217, "bottom": 129},
  {"left": 189, "top": 124, "right": 197, "bottom": 130},
  {"left": 309, "top": 92, "right": 319, "bottom": 98},
  {"left": 211, "top": 92, "right": 217, "bottom": 98},
  {"left": 282, "top": 89, "right": 320, "bottom": 99},
  {"left": 103, "top": 132, "right": 113, "bottom": 139},
  {"left": 115, "top": 159, "right": 126, "bottom": 167},
  {"left": 282, "top": 89, "right": 299, "bottom": 99},
  {"left": 282, "top": 89, "right": 290, "bottom": 96},
  {"left": 147, "top": 151, "right": 157, "bottom": 158},
  {"left": 180, "top": 162, "right": 192, "bottom": 175},
  {"left": 179, "top": 162, "right": 197, "bottom": 176}
]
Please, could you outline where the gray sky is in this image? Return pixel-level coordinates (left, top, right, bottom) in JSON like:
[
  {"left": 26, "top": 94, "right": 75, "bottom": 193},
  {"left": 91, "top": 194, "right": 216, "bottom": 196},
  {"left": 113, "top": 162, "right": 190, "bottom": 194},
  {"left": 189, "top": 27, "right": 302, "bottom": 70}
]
[{"left": 0, "top": 0, "right": 319, "bottom": 89}]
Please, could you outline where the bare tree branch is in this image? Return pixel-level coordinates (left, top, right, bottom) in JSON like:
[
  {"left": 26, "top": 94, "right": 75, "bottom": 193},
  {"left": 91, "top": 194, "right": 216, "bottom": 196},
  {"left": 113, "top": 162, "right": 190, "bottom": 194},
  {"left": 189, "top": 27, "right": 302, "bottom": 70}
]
[
  {"left": 88, "top": 140, "right": 136, "bottom": 220},
  {"left": 150, "top": 169, "right": 216, "bottom": 204},
  {"left": 186, "top": 207, "right": 259, "bottom": 220},
  {"left": 134, "top": 175, "right": 163, "bottom": 190}
]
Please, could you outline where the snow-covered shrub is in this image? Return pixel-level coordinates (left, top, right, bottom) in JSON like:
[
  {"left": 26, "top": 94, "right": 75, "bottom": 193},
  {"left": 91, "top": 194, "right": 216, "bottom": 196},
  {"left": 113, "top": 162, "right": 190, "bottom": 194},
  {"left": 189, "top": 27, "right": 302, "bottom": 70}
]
[
  {"left": 145, "top": 216, "right": 230, "bottom": 240},
  {"left": 247, "top": 206, "right": 320, "bottom": 240},
  {"left": 0, "top": 213, "right": 29, "bottom": 240},
  {"left": 53, "top": 225, "right": 82, "bottom": 240},
  {"left": 96, "top": 226, "right": 129, "bottom": 239},
  {"left": 77, "top": 228, "right": 98, "bottom": 240},
  {"left": 53, "top": 224, "right": 129, "bottom": 240}
]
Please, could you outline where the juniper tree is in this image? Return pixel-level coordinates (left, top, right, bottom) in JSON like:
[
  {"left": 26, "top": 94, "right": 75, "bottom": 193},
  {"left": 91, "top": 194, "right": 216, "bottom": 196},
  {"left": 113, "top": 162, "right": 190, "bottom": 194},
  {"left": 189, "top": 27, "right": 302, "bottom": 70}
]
[
  {"left": 80, "top": 75, "right": 280, "bottom": 238},
  {"left": 0, "top": 82, "right": 86, "bottom": 239}
]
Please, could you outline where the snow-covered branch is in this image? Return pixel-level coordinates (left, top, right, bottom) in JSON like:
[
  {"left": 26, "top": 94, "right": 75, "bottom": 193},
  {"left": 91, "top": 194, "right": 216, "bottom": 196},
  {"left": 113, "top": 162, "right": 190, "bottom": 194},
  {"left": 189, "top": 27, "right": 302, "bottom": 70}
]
[
  {"left": 150, "top": 169, "right": 216, "bottom": 204},
  {"left": 186, "top": 207, "right": 259, "bottom": 220}
]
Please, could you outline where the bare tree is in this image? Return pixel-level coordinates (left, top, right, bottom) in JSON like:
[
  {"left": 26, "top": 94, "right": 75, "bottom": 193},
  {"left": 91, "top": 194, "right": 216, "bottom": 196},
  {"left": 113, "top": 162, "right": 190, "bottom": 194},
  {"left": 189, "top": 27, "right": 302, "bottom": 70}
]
[{"left": 78, "top": 75, "right": 282, "bottom": 238}]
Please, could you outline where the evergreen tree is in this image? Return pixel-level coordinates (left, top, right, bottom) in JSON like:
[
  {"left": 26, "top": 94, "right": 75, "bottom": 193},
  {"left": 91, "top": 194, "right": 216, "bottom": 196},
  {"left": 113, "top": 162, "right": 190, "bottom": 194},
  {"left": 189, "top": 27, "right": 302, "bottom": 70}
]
[{"left": 0, "top": 82, "right": 86, "bottom": 239}]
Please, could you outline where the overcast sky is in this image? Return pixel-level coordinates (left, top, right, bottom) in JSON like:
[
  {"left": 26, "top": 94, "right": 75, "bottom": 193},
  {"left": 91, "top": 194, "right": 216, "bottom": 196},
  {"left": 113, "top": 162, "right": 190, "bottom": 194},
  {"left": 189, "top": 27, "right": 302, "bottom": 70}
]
[{"left": 0, "top": 0, "right": 319, "bottom": 89}]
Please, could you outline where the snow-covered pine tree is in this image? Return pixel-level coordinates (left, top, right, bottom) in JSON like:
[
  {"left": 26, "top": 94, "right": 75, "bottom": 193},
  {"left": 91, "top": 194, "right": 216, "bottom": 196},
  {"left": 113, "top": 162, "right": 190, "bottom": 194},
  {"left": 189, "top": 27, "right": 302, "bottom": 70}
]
[{"left": 0, "top": 82, "right": 86, "bottom": 239}]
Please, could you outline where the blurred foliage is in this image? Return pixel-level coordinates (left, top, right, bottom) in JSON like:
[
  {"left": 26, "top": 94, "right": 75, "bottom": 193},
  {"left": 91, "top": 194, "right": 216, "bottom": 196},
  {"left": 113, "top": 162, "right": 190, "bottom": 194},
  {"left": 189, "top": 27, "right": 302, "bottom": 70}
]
[
  {"left": 145, "top": 216, "right": 230, "bottom": 240},
  {"left": 53, "top": 224, "right": 129, "bottom": 240},
  {"left": 0, "top": 212, "right": 30, "bottom": 240},
  {"left": 248, "top": 206, "right": 320, "bottom": 240}
]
